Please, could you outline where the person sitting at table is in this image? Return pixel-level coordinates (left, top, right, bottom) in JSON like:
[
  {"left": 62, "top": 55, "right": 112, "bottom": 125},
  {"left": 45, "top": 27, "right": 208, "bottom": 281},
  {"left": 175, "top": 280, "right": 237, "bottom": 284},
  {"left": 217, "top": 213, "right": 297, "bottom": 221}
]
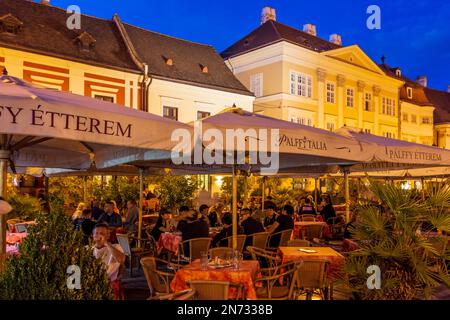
[
  {"left": 198, "top": 204, "right": 210, "bottom": 226},
  {"left": 319, "top": 196, "right": 336, "bottom": 225},
  {"left": 176, "top": 205, "right": 191, "bottom": 232},
  {"left": 179, "top": 209, "right": 209, "bottom": 256},
  {"left": 92, "top": 222, "right": 126, "bottom": 299},
  {"left": 263, "top": 205, "right": 277, "bottom": 228},
  {"left": 123, "top": 199, "right": 139, "bottom": 234},
  {"left": 150, "top": 208, "right": 172, "bottom": 241},
  {"left": 299, "top": 197, "right": 316, "bottom": 216},
  {"left": 240, "top": 208, "right": 265, "bottom": 248},
  {"left": 72, "top": 202, "right": 87, "bottom": 221},
  {"left": 211, "top": 213, "right": 243, "bottom": 247},
  {"left": 266, "top": 204, "right": 295, "bottom": 247},
  {"left": 91, "top": 200, "right": 105, "bottom": 221},
  {"left": 98, "top": 201, "right": 123, "bottom": 228}
]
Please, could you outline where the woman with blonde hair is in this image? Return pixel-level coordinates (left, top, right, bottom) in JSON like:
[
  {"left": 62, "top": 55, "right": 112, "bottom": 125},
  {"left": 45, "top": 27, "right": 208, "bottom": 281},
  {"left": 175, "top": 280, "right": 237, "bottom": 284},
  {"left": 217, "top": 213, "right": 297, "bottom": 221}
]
[{"left": 72, "top": 202, "right": 87, "bottom": 220}]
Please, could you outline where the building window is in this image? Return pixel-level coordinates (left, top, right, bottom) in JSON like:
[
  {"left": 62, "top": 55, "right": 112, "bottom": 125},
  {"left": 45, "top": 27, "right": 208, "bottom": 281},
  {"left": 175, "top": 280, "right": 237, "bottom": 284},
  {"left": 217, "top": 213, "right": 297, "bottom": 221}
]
[
  {"left": 290, "top": 72, "right": 312, "bottom": 98},
  {"left": 402, "top": 113, "right": 408, "bottom": 122},
  {"left": 94, "top": 95, "right": 115, "bottom": 103},
  {"left": 411, "top": 114, "right": 417, "bottom": 123},
  {"left": 291, "top": 117, "right": 312, "bottom": 126},
  {"left": 407, "top": 87, "right": 413, "bottom": 99},
  {"left": 382, "top": 97, "right": 396, "bottom": 116},
  {"left": 197, "top": 111, "right": 211, "bottom": 119},
  {"left": 326, "top": 82, "right": 335, "bottom": 103},
  {"left": 346, "top": 88, "right": 354, "bottom": 107},
  {"left": 383, "top": 132, "right": 395, "bottom": 139},
  {"left": 365, "top": 93, "right": 372, "bottom": 111},
  {"left": 250, "top": 73, "right": 263, "bottom": 98},
  {"left": 364, "top": 129, "right": 371, "bottom": 134},
  {"left": 163, "top": 106, "right": 178, "bottom": 121},
  {"left": 326, "top": 122, "right": 335, "bottom": 132},
  {"left": 422, "top": 117, "right": 431, "bottom": 124}
]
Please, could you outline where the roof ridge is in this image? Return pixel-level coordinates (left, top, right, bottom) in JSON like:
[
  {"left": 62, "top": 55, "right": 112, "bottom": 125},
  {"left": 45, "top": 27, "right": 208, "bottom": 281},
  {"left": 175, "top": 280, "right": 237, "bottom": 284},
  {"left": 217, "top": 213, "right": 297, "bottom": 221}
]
[
  {"left": 271, "top": 19, "right": 339, "bottom": 45},
  {"left": 424, "top": 86, "right": 450, "bottom": 95},
  {"left": 121, "top": 22, "right": 213, "bottom": 48}
]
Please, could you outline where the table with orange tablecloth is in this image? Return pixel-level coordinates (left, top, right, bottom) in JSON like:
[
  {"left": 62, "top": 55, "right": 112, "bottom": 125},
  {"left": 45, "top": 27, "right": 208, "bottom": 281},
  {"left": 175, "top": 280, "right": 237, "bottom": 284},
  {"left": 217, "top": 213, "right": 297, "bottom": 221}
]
[
  {"left": 157, "top": 233, "right": 182, "bottom": 255},
  {"left": 6, "top": 232, "right": 28, "bottom": 245},
  {"left": 293, "top": 222, "right": 332, "bottom": 239},
  {"left": 170, "top": 259, "right": 260, "bottom": 300},
  {"left": 278, "top": 246, "right": 345, "bottom": 279}
]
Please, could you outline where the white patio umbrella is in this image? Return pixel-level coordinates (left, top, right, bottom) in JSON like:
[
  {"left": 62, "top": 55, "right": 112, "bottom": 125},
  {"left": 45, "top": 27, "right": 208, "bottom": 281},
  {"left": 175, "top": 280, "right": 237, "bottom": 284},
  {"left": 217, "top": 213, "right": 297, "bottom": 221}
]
[{"left": 0, "top": 73, "right": 190, "bottom": 259}]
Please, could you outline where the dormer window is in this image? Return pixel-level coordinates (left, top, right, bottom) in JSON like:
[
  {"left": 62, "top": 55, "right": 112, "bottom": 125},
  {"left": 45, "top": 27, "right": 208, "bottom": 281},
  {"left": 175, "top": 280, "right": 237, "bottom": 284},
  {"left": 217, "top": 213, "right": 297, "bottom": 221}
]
[
  {"left": 0, "top": 14, "right": 23, "bottom": 35},
  {"left": 395, "top": 68, "right": 402, "bottom": 77},
  {"left": 200, "top": 64, "right": 208, "bottom": 73},
  {"left": 163, "top": 56, "right": 173, "bottom": 66},
  {"left": 75, "top": 31, "right": 96, "bottom": 51},
  {"left": 407, "top": 87, "right": 413, "bottom": 99}
]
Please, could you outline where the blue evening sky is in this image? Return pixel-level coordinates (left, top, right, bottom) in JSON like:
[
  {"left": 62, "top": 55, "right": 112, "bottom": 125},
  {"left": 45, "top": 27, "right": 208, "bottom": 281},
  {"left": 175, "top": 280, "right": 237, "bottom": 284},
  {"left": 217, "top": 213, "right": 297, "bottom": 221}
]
[{"left": 52, "top": 0, "right": 450, "bottom": 91}]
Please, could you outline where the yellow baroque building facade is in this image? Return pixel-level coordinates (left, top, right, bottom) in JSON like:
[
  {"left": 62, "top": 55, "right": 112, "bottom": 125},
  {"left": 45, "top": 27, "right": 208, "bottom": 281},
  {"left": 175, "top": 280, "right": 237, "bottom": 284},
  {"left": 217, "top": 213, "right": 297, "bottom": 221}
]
[{"left": 222, "top": 7, "right": 438, "bottom": 146}]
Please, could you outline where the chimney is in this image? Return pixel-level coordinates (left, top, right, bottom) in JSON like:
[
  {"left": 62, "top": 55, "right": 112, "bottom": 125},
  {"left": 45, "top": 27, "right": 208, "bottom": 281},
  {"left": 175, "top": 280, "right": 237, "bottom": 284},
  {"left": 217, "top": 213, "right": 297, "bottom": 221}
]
[
  {"left": 261, "top": 7, "right": 276, "bottom": 25},
  {"left": 303, "top": 24, "right": 317, "bottom": 36},
  {"left": 329, "top": 34, "right": 342, "bottom": 45},
  {"left": 40, "top": 0, "right": 50, "bottom": 5},
  {"left": 447, "top": 85, "right": 450, "bottom": 93},
  {"left": 417, "top": 76, "right": 427, "bottom": 87}
]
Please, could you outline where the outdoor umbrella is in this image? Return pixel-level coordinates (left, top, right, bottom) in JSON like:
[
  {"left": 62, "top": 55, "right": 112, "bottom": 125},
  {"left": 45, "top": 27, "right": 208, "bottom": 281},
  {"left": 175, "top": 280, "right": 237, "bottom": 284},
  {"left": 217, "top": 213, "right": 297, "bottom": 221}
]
[{"left": 0, "top": 73, "right": 190, "bottom": 260}]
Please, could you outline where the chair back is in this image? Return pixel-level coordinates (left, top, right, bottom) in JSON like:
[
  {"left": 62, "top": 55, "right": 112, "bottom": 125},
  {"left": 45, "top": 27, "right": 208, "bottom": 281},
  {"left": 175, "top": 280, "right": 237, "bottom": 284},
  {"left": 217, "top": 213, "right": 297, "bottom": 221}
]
[
  {"left": 280, "top": 229, "right": 293, "bottom": 246},
  {"left": 255, "top": 261, "right": 297, "bottom": 299},
  {"left": 116, "top": 234, "right": 132, "bottom": 257},
  {"left": 252, "top": 232, "right": 269, "bottom": 249},
  {"left": 209, "top": 247, "right": 234, "bottom": 259},
  {"left": 189, "top": 238, "right": 211, "bottom": 261},
  {"left": 189, "top": 280, "right": 229, "bottom": 300},
  {"left": 294, "top": 259, "right": 328, "bottom": 289},
  {"left": 301, "top": 215, "right": 316, "bottom": 222},
  {"left": 15, "top": 223, "right": 28, "bottom": 233},
  {"left": 247, "top": 246, "right": 280, "bottom": 269},
  {"left": 287, "top": 239, "right": 311, "bottom": 247},
  {"left": 302, "top": 225, "right": 323, "bottom": 241},
  {"left": 226, "top": 235, "right": 247, "bottom": 252},
  {"left": 140, "top": 257, "right": 171, "bottom": 295}
]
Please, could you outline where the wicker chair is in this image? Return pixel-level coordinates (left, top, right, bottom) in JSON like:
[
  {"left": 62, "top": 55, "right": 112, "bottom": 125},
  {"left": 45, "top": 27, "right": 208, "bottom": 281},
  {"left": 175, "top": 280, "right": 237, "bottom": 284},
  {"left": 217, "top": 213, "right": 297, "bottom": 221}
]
[
  {"left": 254, "top": 261, "right": 297, "bottom": 300},
  {"left": 179, "top": 237, "right": 211, "bottom": 263},
  {"left": 287, "top": 239, "right": 311, "bottom": 247},
  {"left": 327, "top": 217, "right": 346, "bottom": 239},
  {"left": 292, "top": 259, "right": 329, "bottom": 300},
  {"left": 247, "top": 246, "right": 281, "bottom": 270},
  {"left": 189, "top": 281, "right": 230, "bottom": 300},
  {"left": 14, "top": 223, "right": 29, "bottom": 233},
  {"left": 224, "top": 235, "right": 247, "bottom": 252},
  {"left": 153, "top": 288, "right": 196, "bottom": 300},
  {"left": 301, "top": 225, "right": 323, "bottom": 242},
  {"left": 209, "top": 247, "right": 234, "bottom": 259},
  {"left": 250, "top": 232, "right": 270, "bottom": 249},
  {"left": 140, "top": 257, "right": 183, "bottom": 299},
  {"left": 117, "top": 233, "right": 153, "bottom": 276},
  {"left": 268, "top": 229, "right": 293, "bottom": 248},
  {"left": 300, "top": 215, "right": 316, "bottom": 222}
]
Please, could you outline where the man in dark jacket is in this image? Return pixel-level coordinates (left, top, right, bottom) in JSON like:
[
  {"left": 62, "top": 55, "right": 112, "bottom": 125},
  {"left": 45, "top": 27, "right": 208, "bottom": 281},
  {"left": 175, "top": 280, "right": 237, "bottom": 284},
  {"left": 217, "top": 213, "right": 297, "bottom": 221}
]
[
  {"left": 178, "top": 209, "right": 209, "bottom": 257},
  {"left": 211, "top": 213, "right": 243, "bottom": 247}
]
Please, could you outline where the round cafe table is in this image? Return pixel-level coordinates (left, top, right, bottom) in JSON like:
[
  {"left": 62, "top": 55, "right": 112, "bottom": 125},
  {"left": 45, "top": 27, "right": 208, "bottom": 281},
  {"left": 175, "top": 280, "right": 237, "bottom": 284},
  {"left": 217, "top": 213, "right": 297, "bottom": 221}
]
[{"left": 293, "top": 221, "right": 332, "bottom": 239}]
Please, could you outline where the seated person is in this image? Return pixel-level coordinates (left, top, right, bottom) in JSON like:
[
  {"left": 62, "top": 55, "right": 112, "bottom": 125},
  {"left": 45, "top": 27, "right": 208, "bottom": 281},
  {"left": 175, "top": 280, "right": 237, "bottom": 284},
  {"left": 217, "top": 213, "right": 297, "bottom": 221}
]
[
  {"left": 92, "top": 223, "right": 126, "bottom": 299},
  {"left": 320, "top": 196, "right": 336, "bottom": 224},
  {"left": 150, "top": 208, "right": 172, "bottom": 241},
  {"left": 91, "top": 200, "right": 105, "bottom": 221},
  {"left": 176, "top": 205, "right": 191, "bottom": 232},
  {"left": 266, "top": 204, "right": 295, "bottom": 247},
  {"left": 263, "top": 205, "right": 277, "bottom": 228},
  {"left": 299, "top": 197, "right": 316, "bottom": 216},
  {"left": 211, "top": 213, "right": 243, "bottom": 247},
  {"left": 97, "top": 201, "right": 123, "bottom": 228},
  {"left": 240, "top": 208, "right": 265, "bottom": 247},
  {"left": 198, "top": 204, "right": 210, "bottom": 226},
  {"left": 179, "top": 209, "right": 209, "bottom": 257},
  {"left": 123, "top": 199, "right": 139, "bottom": 234}
]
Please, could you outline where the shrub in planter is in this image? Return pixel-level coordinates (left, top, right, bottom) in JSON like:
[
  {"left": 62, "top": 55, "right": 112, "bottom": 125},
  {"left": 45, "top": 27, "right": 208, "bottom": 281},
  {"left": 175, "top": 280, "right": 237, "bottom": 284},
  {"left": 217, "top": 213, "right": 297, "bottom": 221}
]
[
  {"left": 6, "top": 194, "right": 42, "bottom": 221},
  {"left": 0, "top": 210, "right": 113, "bottom": 300}
]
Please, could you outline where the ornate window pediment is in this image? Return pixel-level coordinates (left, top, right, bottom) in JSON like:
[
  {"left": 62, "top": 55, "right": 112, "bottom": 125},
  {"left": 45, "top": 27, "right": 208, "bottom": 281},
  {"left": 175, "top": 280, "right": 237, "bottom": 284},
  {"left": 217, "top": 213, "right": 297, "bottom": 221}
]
[
  {"left": 0, "top": 14, "right": 23, "bottom": 35},
  {"left": 75, "top": 31, "right": 96, "bottom": 51}
]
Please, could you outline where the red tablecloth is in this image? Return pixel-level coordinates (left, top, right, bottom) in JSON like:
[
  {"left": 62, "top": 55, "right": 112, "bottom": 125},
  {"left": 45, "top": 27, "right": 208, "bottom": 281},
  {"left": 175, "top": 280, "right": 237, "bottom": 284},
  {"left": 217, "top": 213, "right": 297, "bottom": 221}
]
[
  {"left": 170, "top": 259, "right": 260, "bottom": 300},
  {"left": 293, "top": 222, "right": 332, "bottom": 239},
  {"left": 157, "top": 233, "right": 182, "bottom": 255},
  {"left": 6, "top": 232, "right": 28, "bottom": 245}
]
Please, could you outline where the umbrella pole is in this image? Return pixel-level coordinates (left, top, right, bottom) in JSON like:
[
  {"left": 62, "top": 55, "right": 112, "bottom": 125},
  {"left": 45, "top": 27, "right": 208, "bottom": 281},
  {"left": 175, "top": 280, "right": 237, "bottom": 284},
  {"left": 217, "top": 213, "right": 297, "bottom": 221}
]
[
  {"left": 138, "top": 168, "right": 144, "bottom": 247},
  {"left": 314, "top": 178, "right": 318, "bottom": 209},
  {"left": 261, "top": 176, "right": 266, "bottom": 212},
  {"left": 83, "top": 176, "right": 88, "bottom": 203},
  {"left": 343, "top": 167, "right": 350, "bottom": 223},
  {"left": 232, "top": 165, "right": 238, "bottom": 251},
  {"left": 0, "top": 144, "right": 10, "bottom": 270}
]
